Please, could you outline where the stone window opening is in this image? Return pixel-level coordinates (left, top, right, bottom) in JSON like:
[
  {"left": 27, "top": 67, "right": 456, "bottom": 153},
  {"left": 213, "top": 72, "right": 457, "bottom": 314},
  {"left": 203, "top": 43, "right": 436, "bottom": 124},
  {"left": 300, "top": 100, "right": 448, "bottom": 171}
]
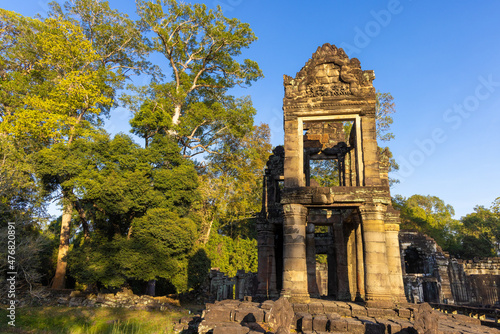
[
  {"left": 404, "top": 247, "right": 426, "bottom": 274},
  {"left": 303, "top": 120, "right": 354, "bottom": 187}
]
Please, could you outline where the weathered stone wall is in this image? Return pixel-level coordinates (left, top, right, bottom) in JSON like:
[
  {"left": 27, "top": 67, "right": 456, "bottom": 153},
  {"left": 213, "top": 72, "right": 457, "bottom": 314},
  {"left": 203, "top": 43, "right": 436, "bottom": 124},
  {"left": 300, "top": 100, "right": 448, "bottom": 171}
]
[
  {"left": 400, "top": 230, "right": 500, "bottom": 306},
  {"left": 208, "top": 269, "right": 257, "bottom": 302},
  {"left": 452, "top": 258, "right": 500, "bottom": 306},
  {"left": 399, "top": 231, "right": 454, "bottom": 304}
]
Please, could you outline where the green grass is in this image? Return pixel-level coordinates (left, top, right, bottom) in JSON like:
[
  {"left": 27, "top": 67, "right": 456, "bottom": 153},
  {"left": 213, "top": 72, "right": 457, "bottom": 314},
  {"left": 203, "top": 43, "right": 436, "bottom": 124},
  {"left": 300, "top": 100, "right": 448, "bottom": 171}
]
[{"left": 0, "top": 306, "right": 188, "bottom": 334}]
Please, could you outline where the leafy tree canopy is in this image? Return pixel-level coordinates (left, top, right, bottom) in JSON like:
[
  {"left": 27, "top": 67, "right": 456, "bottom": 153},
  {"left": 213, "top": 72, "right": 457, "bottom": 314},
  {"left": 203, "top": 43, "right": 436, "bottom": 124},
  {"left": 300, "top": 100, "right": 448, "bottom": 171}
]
[
  {"left": 124, "top": 0, "right": 263, "bottom": 155},
  {"left": 393, "top": 194, "right": 460, "bottom": 251}
]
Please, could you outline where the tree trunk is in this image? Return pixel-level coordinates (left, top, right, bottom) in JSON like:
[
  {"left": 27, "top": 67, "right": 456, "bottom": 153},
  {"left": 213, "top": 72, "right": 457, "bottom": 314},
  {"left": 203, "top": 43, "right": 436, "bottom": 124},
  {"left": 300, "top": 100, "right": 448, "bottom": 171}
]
[
  {"left": 51, "top": 193, "right": 73, "bottom": 289},
  {"left": 198, "top": 218, "right": 213, "bottom": 245}
]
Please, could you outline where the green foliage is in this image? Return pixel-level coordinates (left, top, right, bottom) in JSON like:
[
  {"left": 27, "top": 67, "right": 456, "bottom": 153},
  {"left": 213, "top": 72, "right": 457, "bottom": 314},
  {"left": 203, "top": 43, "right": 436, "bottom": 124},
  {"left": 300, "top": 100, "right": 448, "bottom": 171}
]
[
  {"left": 69, "top": 233, "right": 127, "bottom": 288},
  {"left": 0, "top": 136, "right": 43, "bottom": 226},
  {"left": 205, "top": 231, "right": 257, "bottom": 277},
  {"left": 126, "top": 209, "right": 197, "bottom": 279},
  {"left": 393, "top": 194, "right": 460, "bottom": 252},
  {"left": 310, "top": 160, "right": 340, "bottom": 187},
  {"left": 201, "top": 124, "right": 272, "bottom": 234},
  {"left": 0, "top": 306, "right": 185, "bottom": 334},
  {"left": 458, "top": 235, "right": 495, "bottom": 259},
  {"left": 124, "top": 0, "right": 263, "bottom": 156},
  {"left": 458, "top": 204, "right": 500, "bottom": 258},
  {"left": 0, "top": 9, "right": 113, "bottom": 145},
  {"left": 62, "top": 133, "right": 200, "bottom": 292},
  {"left": 1, "top": 2, "right": 149, "bottom": 290},
  {"left": 492, "top": 197, "right": 500, "bottom": 214},
  {"left": 187, "top": 248, "right": 211, "bottom": 289},
  {"left": 394, "top": 194, "right": 500, "bottom": 259}
]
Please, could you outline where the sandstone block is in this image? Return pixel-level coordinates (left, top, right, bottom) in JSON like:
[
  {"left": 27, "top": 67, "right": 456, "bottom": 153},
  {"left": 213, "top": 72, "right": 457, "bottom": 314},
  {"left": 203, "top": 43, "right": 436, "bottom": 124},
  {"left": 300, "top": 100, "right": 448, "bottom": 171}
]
[
  {"left": 203, "top": 306, "right": 232, "bottom": 322},
  {"left": 212, "top": 323, "right": 250, "bottom": 334},
  {"left": 296, "top": 312, "right": 313, "bottom": 332},
  {"left": 345, "top": 318, "right": 365, "bottom": 334},
  {"left": 330, "top": 318, "right": 347, "bottom": 332},
  {"left": 309, "top": 302, "right": 324, "bottom": 314},
  {"left": 312, "top": 314, "right": 328, "bottom": 332}
]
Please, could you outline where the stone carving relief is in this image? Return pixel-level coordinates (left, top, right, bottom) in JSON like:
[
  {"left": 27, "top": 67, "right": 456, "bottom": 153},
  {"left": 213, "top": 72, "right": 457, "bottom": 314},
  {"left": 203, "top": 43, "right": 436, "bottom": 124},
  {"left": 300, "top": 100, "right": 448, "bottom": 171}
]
[{"left": 283, "top": 43, "right": 375, "bottom": 100}]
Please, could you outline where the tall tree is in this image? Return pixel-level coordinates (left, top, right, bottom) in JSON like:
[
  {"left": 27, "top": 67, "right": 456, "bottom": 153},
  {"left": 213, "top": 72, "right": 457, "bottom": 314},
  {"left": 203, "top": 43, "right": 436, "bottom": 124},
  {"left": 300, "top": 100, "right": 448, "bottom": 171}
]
[
  {"left": 1, "top": 1, "right": 148, "bottom": 289},
  {"left": 61, "top": 133, "right": 200, "bottom": 293},
  {"left": 1, "top": 11, "right": 111, "bottom": 289},
  {"left": 124, "top": 0, "right": 263, "bottom": 156},
  {"left": 43, "top": 0, "right": 148, "bottom": 289}
]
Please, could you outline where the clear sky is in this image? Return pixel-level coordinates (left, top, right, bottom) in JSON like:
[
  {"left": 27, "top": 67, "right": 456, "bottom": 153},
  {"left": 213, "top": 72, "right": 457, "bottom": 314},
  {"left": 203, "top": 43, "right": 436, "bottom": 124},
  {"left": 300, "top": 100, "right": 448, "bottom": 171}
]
[{"left": 3, "top": 0, "right": 500, "bottom": 219}]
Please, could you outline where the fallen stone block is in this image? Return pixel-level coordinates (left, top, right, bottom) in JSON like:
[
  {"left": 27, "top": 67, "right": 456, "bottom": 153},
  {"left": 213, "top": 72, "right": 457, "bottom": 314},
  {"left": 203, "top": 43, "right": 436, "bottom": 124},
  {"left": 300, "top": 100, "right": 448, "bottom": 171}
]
[
  {"left": 203, "top": 306, "right": 233, "bottom": 323},
  {"left": 212, "top": 322, "right": 251, "bottom": 334}
]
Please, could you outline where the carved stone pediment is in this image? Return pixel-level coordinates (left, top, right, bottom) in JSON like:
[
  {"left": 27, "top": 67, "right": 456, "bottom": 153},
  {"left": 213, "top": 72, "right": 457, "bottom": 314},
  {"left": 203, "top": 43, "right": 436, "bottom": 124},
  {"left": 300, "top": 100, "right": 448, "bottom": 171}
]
[{"left": 284, "top": 43, "right": 375, "bottom": 100}]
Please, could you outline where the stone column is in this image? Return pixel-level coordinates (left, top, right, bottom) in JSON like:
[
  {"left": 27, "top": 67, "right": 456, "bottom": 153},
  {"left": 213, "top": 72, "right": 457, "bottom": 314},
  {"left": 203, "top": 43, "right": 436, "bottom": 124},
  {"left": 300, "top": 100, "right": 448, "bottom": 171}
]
[
  {"left": 256, "top": 223, "right": 278, "bottom": 299},
  {"left": 327, "top": 225, "right": 338, "bottom": 298},
  {"left": 346, "top": 224, "right": 357, "bottom": 298},
  {"left": 306, "top": 223, "right": 320, "bottom": 298},
  {"left": 360, "top": 115, "right": 381, "bottom": 186},
  {"left": 359, "top": 204, "right": 393, "bottom": 308},
  {"left": 283, "top": 118, "right": 304, "bottom": 187},
  {"left": 384, "top": 223, "right": 407, "bottom": 303},
  {"left": 355, "top": 220, "right": 365, "bottom": 301},
  {"left": 281, "top": 204, "right": 310, "bottom": 303},
  {"left": 334, "top": 221, "right": 351, "bottom": 300}
]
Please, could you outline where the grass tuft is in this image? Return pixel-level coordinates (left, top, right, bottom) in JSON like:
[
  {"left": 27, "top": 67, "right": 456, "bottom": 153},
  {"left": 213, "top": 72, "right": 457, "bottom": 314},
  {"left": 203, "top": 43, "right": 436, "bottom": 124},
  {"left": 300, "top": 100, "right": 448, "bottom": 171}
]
[{"left": 0, "top": 306, "right": 187, "bottom": 334}]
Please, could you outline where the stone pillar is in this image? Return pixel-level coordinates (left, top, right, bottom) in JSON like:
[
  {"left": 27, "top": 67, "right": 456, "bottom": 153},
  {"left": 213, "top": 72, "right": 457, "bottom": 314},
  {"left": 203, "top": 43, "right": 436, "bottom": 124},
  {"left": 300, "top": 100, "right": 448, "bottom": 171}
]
[
  {"left": 235, "top": 270, "right": 245, "bottom": 300},
  {"left": 327, "top": 226, "right": 338, "bottom": 298},
  {"left": 346, "top": 224, "right": 357, "bottom": 299},
  {"left": 283, "top": 118, "right": 304, "bottom": 187},
  {"left": 348, "top": 123, "right": 358, "bottom": 186},
  {"left": 384, "top": 223, "right": 407, "bottom": 303},
  {"left": 360, "top": 115, "right": 381, "bottom": 186},
  {"left": 355, "top": 220, "right": 365, "bottom": 301},
  {"left": 359, "top": 204, "right": 393, "bottom": 308},
  {"left": 281, "top": 204, "right": 310, "bottom": 303},
  {"left": 334, "top": 221, "right": 351, "bottom": 300},
  {"left": 256, "top": 223, "right": 278, "bottom": 299},
  {"left": 306, "top": 223, "right": 320, "bottom": 298}
]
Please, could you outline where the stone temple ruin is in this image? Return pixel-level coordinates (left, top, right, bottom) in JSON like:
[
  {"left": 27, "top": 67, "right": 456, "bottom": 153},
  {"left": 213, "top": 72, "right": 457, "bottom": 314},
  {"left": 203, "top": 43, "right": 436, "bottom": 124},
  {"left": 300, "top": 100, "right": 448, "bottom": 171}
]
[
  {"left": 192, "top": 44, "right": 500, "bottom": 334},
  {"left": 256, "top": 43, "right": 406, "bottom": 307}
]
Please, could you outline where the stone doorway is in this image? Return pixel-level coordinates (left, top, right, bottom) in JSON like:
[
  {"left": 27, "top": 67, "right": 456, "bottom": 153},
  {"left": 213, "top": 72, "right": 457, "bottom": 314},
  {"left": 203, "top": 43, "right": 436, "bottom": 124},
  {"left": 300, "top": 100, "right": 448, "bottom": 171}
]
[{"left": 256, "top": 44, "right": 406, "bottom": 307}]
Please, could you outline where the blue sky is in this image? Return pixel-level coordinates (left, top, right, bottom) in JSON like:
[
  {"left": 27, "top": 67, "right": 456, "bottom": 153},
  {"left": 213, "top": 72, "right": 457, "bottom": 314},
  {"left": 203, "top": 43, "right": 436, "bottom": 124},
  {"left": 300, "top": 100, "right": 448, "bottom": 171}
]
[{"left": 3, "top": 0, "right": 500, "bottom": 219}]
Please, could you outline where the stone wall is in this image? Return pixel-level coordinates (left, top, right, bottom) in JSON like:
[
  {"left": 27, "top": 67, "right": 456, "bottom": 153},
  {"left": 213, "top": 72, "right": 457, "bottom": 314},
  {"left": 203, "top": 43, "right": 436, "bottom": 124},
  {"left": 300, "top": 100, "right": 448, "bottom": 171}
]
[
  {"left": 454, "top": 258, "right": 500, "bottom": 306},
  {"left": 400, "top": 230, "right": 500, "bottom": 306},
  {"left": 208, "top": 269, "right": 257, "bottom": 302},
  {"left": 399, "top": 231, "right": 454, "bottom": 304}
]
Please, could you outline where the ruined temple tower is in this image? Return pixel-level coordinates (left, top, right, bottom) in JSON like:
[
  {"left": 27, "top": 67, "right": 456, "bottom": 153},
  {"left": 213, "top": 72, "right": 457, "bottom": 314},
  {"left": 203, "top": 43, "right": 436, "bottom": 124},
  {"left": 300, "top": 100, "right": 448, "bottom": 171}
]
[{"left": 256, "top": 44, "right": 406, "bottom": 307}]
